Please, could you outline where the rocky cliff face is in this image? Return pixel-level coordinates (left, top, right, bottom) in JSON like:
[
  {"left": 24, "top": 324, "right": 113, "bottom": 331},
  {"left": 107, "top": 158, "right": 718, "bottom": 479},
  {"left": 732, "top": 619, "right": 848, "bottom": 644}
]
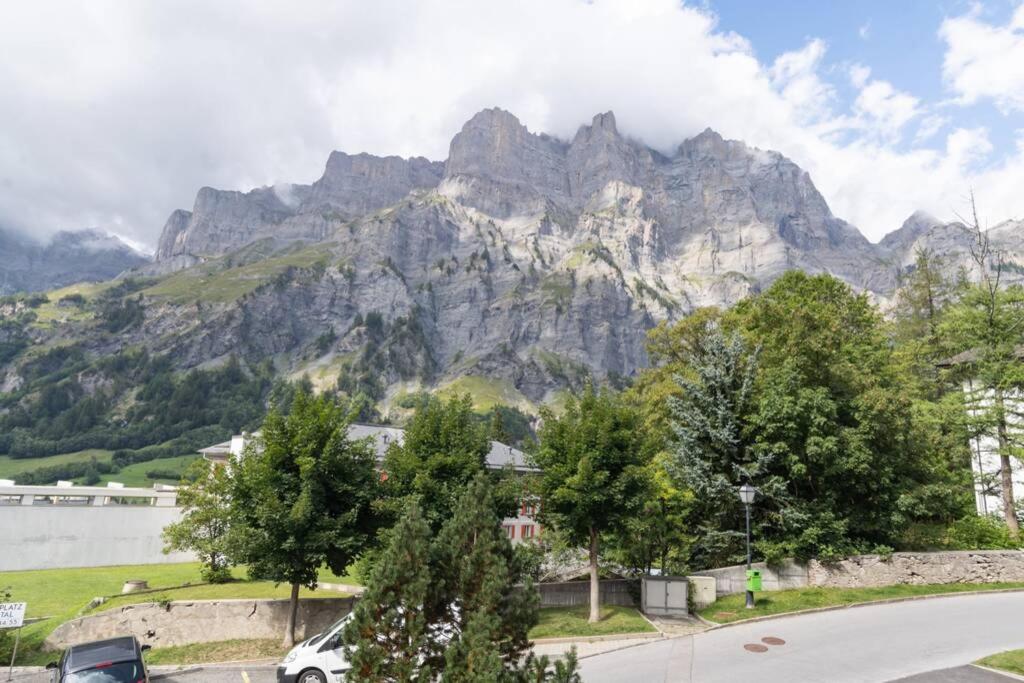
[
  {"left": 15, "top": 109, "right": 1021, "bottom": 409},
  {"left": 0, "top": 228, "right": 149, "bottom": 295}
]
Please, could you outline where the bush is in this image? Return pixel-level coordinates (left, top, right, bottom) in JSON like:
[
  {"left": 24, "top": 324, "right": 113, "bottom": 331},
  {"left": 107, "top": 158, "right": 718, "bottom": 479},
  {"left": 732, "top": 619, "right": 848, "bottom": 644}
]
[{"left": 945, "top": 515, "right": 1021, "bottom": 550}]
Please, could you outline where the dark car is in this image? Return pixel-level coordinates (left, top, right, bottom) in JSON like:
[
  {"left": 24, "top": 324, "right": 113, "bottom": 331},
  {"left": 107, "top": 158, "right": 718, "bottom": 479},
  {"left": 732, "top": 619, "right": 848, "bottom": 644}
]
[{"left": 46, "top": 636, "right": 151, "bottom": 682}]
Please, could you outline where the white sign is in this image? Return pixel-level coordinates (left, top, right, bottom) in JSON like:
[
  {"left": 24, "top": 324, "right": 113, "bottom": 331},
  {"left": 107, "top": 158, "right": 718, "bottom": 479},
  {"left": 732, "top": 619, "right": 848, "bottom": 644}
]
[{"left": 0, "top": 603, "right": 26, "bottom": 628}]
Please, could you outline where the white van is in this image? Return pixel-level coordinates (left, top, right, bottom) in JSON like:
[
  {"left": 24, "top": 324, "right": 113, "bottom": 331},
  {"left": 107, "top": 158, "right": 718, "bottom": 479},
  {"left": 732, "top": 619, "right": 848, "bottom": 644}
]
[{"left": 276, "top": 614, "right": 353, "bottom": 683}]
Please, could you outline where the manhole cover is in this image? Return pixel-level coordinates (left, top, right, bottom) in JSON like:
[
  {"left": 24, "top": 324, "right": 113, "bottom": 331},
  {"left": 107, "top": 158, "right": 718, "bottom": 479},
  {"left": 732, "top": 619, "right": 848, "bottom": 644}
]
[
  {"left": 744, "top": 643, "right": 769, "bottom": 653},
  {"left": 762, "top": 637, "right": 786, "bottom": 646}
]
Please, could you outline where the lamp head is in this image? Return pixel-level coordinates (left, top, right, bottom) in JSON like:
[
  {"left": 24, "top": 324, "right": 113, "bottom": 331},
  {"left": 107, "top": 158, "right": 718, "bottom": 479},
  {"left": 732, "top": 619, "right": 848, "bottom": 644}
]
[{"left": 738, "top": 483, "right": 757, "bottom": 505}]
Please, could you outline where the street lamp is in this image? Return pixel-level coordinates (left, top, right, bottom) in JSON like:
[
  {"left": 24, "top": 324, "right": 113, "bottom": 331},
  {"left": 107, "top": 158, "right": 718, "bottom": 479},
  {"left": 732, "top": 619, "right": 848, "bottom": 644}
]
[{"left": 738, "top": 483, "right": 757, "bottom": 609}]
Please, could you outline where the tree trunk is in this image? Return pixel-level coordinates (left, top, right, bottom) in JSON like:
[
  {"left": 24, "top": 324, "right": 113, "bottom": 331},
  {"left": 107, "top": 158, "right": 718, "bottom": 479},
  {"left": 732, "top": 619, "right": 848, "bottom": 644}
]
[
  {"left": 283, "top": 582, "right": 300, "bottom": 647},
  {"left": 995, "top": 392, "right": 1020, "bottom": 538},
  {"left": 588, "top": 527, "right": 600, "bottom": 624}
]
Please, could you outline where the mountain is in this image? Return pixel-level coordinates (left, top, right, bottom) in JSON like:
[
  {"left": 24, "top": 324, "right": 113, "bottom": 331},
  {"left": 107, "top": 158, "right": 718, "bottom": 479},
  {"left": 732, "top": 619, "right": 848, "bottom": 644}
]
[
  {"left": 0, "top": 228, "right": 150, "bottom": 295},
  {"left": 3, "top": 109, "right": 1021, "bottom": 414},
  {"left": 877, "top": 211, "right": 1024, "bottom": 286}
]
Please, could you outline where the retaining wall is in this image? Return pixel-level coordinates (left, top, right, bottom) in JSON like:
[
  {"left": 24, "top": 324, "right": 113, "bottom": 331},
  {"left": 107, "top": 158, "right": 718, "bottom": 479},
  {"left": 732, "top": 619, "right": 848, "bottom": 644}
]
[
  {"left": 537, "top": 579, "right": 636, "bottom": 607},
  {"left": 808, "top": 550, "right": 1024, "bottom": 588},
  {"left": 45, "top": 597, "right": 355, "bottom": 650},
  {"left": 0, "top": 505, "right": 194, "bottom": 571},
  {"left": 693, "top": 550, "right": 1024, "bottom": 597}
]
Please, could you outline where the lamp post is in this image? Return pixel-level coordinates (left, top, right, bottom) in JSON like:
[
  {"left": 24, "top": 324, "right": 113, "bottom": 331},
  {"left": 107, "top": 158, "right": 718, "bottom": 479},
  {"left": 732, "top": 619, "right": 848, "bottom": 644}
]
[{"left": 738, "top": 483, "right": 757, "bottom": 609}]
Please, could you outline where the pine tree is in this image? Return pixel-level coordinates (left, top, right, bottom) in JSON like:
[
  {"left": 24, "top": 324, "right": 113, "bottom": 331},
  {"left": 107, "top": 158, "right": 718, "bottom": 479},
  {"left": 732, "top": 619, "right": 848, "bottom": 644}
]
[
  {"left": 344, "top": 500, "right": 434, "bottom": 682},
  {"left": 435, "top": 472, "right": 538, "bottom": 679}
]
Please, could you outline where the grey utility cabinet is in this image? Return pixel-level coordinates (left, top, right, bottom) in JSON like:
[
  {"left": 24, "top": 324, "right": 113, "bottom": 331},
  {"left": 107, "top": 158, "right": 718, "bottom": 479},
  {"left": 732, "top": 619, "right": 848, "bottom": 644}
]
[{"left": 641, "top": 575, "right": 689, "bottom": 617}]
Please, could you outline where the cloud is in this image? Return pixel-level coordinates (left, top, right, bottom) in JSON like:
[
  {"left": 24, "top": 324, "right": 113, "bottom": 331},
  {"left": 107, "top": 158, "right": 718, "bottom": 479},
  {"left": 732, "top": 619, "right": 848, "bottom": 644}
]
[
  {"left": 859, "top": 21, "right": 872, "bottom": 40},
  {"left": 940, "top": 4, "right": 1024, "bottom": 112},
  {"left": 0, "top": 0, "right": 1021, "bottom": 249}
]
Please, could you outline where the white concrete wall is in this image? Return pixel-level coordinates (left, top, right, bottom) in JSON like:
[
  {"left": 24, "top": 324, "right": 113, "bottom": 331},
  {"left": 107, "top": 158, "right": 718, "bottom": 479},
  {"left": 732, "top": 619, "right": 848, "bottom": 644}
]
[{"left": 0, "top": 505, "right": 195, "bottom": 571}]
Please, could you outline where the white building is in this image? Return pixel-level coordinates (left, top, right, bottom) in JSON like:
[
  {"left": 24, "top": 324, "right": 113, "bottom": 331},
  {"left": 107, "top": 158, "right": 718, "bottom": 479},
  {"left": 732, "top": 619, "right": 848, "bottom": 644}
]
[
  {"left": 199, "top": 424, "right": 543, "bottom": 543},
  {"left": 939, "top": 349, "right": 1024, "bottom": 517}
]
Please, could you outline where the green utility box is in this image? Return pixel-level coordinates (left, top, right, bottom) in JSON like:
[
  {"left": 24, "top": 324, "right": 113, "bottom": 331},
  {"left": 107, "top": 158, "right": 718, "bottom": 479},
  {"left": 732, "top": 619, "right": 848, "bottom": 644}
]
[{"left": 746, "top": 569, "right": 762, "bottom": 591}]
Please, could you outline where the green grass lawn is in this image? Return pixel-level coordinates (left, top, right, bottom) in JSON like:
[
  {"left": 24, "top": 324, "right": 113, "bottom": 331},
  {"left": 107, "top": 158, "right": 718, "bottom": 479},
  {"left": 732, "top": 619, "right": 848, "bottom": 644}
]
[
  {"left": 0, "top": 562, "right": 359, "bottom": 665},
  {"left": 0, "top": 449, "right": 113, "bottom": 480},
  {"left": 977, "top": 649, "right": 1024, "bottom": 676},
  {"left": 144, "top": 639, "right": 289, "bottom": 665},
  {"left": 699, "top": 582, "right": 1024, "bottom": 624},
  {"left": 0, "top": 449, "right": 199, "bottom": 487},
  {"left": 528, "top": 605, "right": 655, "bottom": 640},
  {"left": 93, "top": 454, "right": 200, "bottom": 487}
]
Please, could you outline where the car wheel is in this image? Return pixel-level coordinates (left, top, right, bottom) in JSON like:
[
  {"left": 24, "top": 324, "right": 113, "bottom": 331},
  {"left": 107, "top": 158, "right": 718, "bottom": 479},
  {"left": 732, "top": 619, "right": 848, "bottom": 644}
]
[{"left": 299, "top": 669, "right": 327, "bottom": 683}]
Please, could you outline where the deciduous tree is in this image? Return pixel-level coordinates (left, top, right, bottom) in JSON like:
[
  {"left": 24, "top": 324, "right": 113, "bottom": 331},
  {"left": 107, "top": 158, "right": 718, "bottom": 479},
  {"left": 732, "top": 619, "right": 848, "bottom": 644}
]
[
  {"left": 162, "top": 459, "right": 233, "bottom": 582},
  {"left": 230, "top": 388, "right": 382, "bottom": 646},
  {"left": 534, "top": 386, "right": 649, "bottom": 622}
]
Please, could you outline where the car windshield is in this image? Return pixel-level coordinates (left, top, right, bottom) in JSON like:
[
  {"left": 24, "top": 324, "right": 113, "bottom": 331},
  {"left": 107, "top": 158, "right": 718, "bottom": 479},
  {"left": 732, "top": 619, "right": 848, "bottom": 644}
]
[
  {"left": 65, "top": 661, "right": 144, "bottom": 682},
  {"left": 308, "top": 615, "right": 351, "bottom": 648}
]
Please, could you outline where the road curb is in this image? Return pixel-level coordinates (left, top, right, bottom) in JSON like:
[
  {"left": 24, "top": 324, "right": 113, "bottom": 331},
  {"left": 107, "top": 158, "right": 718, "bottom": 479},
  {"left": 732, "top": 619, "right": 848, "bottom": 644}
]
[
  {"left": 531, "top": 630, "right": 661, "bottom": 645},
  {"left": 972, "top": 664, "right": 1024, "bottom": 682},
  {"left": 697, "top": 587, "right": 1024, "bottom": 631}
]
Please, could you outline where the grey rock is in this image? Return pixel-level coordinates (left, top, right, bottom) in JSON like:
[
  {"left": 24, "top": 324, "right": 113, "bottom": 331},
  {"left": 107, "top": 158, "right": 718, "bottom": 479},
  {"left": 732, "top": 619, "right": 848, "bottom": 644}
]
[{"left": 0, "top": 227, "right": 150, "bottom": 295}]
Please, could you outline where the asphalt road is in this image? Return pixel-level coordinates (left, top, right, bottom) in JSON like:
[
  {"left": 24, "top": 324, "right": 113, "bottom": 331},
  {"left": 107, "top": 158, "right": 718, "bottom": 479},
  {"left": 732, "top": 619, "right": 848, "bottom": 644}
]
[{"left": 577, "top": 592, "right": 1024, "bottom": 683}]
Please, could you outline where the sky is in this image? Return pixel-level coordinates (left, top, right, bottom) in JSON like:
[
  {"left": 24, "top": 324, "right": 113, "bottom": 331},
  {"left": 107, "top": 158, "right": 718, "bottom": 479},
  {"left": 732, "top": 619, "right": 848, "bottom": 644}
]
[{"left": 0, "top": 0, "right": 1022, "bottom": 252}]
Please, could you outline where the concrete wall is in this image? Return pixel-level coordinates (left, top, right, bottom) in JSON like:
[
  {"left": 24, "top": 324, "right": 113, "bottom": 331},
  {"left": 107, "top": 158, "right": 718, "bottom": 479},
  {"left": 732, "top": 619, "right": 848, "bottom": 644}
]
[
  {"left": 693, "top": 551, "right": 1024, "bottom": 597},
  {"left": 808, "top": 551, "right": 1024, "bottom": 588},
  {"left": 0, "top": 505, "right": 194, "bottom": 571},
  {"left": 537, "top": 579, "right": 637, "bottom": 607},
  {"left": 691, "top": 559, "right": 808, "bottom": 597},
  {"left": 45, "top": 597, "right": 355, "bottom": 650}
]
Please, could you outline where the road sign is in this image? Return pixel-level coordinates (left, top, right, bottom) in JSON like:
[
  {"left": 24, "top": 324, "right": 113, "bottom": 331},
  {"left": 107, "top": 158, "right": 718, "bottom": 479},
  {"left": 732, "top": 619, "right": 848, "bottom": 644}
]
[{"left": 0, "top": 603, "right": 25, "bottom": 629}]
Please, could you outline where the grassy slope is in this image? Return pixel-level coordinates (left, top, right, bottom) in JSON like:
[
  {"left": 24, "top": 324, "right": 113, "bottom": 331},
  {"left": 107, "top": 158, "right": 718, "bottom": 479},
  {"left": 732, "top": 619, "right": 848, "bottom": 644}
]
[
  {"left": 93, "top": 454, "right": 200, "bottom": 487},
  {"left": 30, "top": 281, "right": 113, "bottom": 328},
  {"left": 1, "top": 562, "right": 359, "bottom": 665},
  {"left": 977, "top": 649, "right": 1024, "bottom": 675},
  {"left": 699, "top": 582, "right": 1024, "bottom": 624},
  {"left": 436, "top": 375, "right": 533, "bottom": 412},
  {"left": 528, "top": 606, "right": 655, "bottom": 639},
  {"left": 0, "top": 449, "right": 114, "bottom": 479},
  {"left": 144, "top": 639, "right": 288, "bottom": 665},
  {"left": 144, "top": 243, "right": 331, "bottom": 304}
]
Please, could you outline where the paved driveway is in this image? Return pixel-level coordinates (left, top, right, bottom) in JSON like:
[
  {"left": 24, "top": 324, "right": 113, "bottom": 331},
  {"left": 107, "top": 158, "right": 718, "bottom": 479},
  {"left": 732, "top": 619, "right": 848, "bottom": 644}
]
[{"left": 578, "top": 592, "right": 1024, "bottom": 683}]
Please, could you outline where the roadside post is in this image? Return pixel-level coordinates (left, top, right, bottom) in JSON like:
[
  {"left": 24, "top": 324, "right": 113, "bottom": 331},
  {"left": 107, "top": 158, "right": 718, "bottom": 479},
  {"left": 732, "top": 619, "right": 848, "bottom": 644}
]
[
  {"left": 1, "top": 601, "right": 26, "bottom": 681},
  {"left": 738, "top": 483, "right": 758, "bottom": 609}
]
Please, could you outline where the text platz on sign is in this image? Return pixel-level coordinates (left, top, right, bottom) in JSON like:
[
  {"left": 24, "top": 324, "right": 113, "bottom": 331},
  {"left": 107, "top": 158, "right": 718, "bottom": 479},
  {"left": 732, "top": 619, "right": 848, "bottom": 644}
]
[{"left": 0, "top": 603, "right": 26, "bottom": 628}]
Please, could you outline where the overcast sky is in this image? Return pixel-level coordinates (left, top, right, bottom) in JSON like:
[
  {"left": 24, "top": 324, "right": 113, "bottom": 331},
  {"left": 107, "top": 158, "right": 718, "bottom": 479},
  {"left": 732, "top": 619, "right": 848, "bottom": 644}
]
[{"left": 1, "top": 0, "right": 1022, "bottom": 252}]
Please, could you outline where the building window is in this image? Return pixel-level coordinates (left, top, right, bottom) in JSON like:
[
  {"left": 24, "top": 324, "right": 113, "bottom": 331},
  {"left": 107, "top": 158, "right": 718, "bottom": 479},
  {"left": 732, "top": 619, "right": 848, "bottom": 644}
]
[
  {"left": 521, "top": 525, "right": 535, "bottom": 539},
  {"left": 503, "top": 525, "right": 515, "bottom": 539}
]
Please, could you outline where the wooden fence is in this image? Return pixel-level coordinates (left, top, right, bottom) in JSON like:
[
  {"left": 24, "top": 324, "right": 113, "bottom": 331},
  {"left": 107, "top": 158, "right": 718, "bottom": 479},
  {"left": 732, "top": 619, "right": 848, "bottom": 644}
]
[{"left": 537, "top": 579, "right": 637, "bottom": 607}]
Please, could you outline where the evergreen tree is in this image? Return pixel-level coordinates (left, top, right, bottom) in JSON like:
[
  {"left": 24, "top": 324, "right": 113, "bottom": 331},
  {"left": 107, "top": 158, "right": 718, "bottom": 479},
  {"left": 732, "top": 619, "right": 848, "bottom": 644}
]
[
  {"left": 162, "top": 459, "right": 233, "bottom": 582},
  {"left": 344, "top": 500, "right": 434, "bottom": 682},
  {"left": 668, "top": 328, "right": 779, "bottom": 568},
  {"left": 941, "top": 198, "right": 1024, "bottom": 536},
  {"left": 534, "top": 386, "right": 649, "bottom": 622},
  {"left": 434, "top": 473, "right": 538, "bottom": 678},
  {"left": 229, "top": 388, "right": 382, "bottom": 646}
]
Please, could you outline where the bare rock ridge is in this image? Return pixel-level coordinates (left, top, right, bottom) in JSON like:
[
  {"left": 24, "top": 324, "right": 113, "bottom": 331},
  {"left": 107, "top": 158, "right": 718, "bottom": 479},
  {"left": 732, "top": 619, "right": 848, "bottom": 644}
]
[
  {"left": 0, "top": 228, "right": 149, "bottom": 295},
  {"left": 109, "top": 108, "right": 1023, "bottom": 403}
]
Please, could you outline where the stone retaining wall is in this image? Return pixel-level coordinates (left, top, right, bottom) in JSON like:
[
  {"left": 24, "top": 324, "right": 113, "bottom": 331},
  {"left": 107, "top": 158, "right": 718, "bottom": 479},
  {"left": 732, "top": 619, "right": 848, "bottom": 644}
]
[
  {"left": 45, "top": 597, "right": 354, "bottom": 650},
  {"left": 808, "top": 550, "right": 1024, "bottom": 588},
  {"left": 693, "top": 550, "right": 1024, "bottom": 597}
]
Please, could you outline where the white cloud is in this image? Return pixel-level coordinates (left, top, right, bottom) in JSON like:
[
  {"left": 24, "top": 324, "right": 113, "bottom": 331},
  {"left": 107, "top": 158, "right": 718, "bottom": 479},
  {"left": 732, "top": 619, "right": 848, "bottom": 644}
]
[
  {"left": 859, "top": 21, "right": 872, "bottom": 40},
  {"left": 0, "top": 0, "right": 1021, "bottom": 248},
  {"left": 940, "top": 4, "right": 1024, "bottom": 112}
]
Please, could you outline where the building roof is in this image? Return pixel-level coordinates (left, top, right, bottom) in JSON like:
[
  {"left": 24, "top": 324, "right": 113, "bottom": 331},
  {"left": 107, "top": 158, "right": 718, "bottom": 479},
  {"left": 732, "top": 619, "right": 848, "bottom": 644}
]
[
  {"left": 201, "top": 423, "right": 536, "bottom": 472},
  {"left": 936, "top": 345, "right": 1024, "bottom": 368}
]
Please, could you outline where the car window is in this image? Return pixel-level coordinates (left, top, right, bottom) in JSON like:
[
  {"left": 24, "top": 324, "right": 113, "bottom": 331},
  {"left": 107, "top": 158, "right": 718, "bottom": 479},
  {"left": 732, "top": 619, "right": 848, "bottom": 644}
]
[
  {"left": 308, "top": 614, "right": 352, "bottom": 647},
  {"left": 65, "top": 661, "right": 144, "bottom": 682}
]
